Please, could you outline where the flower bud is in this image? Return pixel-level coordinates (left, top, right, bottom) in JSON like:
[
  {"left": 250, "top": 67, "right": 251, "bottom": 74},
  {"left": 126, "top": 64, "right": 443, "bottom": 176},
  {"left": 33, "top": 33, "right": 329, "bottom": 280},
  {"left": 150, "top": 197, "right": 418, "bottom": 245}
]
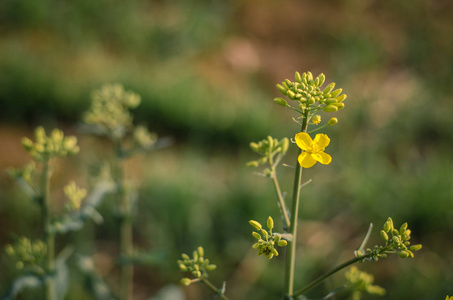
[
  {"left": 295, "top": 71, "right": 302, "bottom": 83},
  {"left": 193, "top": 251, "right": 198, "bottom": 261},
  {"left": 399, "top": 222, "right": 408, "bottom": 234},
  {"left": 279, "top": 138, "right": 289, "bottom": 153},
  {"left": 249, "top": 220, "right": 262, "bottom": 231},
  {"left": 409, "top": 244, "right": 422, "bottom": 252},
  {"left": 287, "top": 90, "right": 296, "bottom": 100},
  {"left": 317, "top": 73, "right": 326, "bottom": 86},
  {"left": 21, "top": 138, "right": 34, "bottom": 151},
  {"left": 306, "top": 71, "right": 313, "bottom": 82},
  {"left": 274, "top": 97, "right": 288, "bottom": 106},
  {"left": 312, "top": 115, "right": 321, "bottom": 125},
  {"left": 179, "top": 264, "right": 187, "bottom": 271},
  {"left": 273, "top": 234, "right": 281, "bottom": 242},
  {"left": 181, "top": 253, "right": 190, "bottom": 260},
  {"left": 336, "top": 94, "right": 347, "bottom": 102},
  {"left": 335, "top": 103, "right": 345, "bottom": 110},
  {"left": 325, "top": 98, "right": 338, "bottom": 105},
  {"left": 272, "top": 248, "right": 279, "bottom": 256},
  {"left": 276, "top": 84, "right": 288, "bottom": 95},
  {"left": 252, "top": 232, "right": 261, "bottom": 240},
  {"left": 278, "top": 240, "right": 288, "bottom": 247},
  {"left": 180, "top": 278, "right": 191, "bottom": 286},
  {"left": 330, "top": 88, "right": 343, "bottom": 98},
  {"left": 323, "top": 83, "right": 335, "bottom": 94},
  {"left": 246, "top": 161, "right": 259, "bottom": 168},
  {"left": 398, "top": 250, "right": 410, "bottom": 258},
  {"left": 252, "top": 243, "right": 260, "bottom": 249},
  {"left": 206, "top": 264, "right": 217, "bottom": 271},
  {"left": 197, "top": 246, "right": 204, "bottom": 258},
  {"left": 267, "top": 216, "right": 274, "bottom": 230},
  {"left": 380, "top": 230, "right": 389, "bottom": 241},
  {"left": 323, "top": 105, "right": 338, "bottom": 112},
  {"left": 328, "top": 118, "right": 338, "bottom": 125}
]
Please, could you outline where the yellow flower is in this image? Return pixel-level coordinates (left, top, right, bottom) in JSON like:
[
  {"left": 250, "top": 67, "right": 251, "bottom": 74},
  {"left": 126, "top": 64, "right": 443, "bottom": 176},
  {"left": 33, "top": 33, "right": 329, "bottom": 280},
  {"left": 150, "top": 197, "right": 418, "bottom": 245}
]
[{"left": 295, "top": 132, "right": 332, "bottom": 168}]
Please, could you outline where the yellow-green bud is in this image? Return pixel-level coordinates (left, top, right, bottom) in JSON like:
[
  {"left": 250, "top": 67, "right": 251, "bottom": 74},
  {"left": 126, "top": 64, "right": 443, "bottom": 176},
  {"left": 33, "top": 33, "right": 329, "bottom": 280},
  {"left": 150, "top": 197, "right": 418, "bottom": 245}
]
[
  {"left": 252, "top": 232, "right": 261, "bottom": 240},
  {"left": 21, "top": 138, "right": 34, "bottom": 151},
  {"left": 399, "top": 223, "right": 408, "bottom": 234},
  {"left": 181, "top": 253, "right": 190, "bottom": 260},
  {"left": 317, "top": 73, "right": 326, "bottom": 86},
  {"left": 335, "top": 103, "right": 345, "bottom": 110},
  {"left": 306, "top": 71, "right": 313, "bottom": 81},
  {"left": 323, "top": 105, "right": 338, "bottom": 112},
  {"left": 287, "top": 90, "right": 296, "bottom": 100},
  {"left": 325, "top": 98, "right": 338, "bottom": 105},
  {"left": 312, "top": 115, "right": 321, "bottom": 125},
  {"left": 267, "top": 216, "right": 274, "bottom": 230},
  {"left": 330, "top": 88, "right": 342, "bottom": 98},
  {"left": 268, "top": 253, "right": 274, "bottom": 259},
  {"left": 308, "top": 98, "right": 315, "bottom": 105},
  {"left": 193, "top": 270, "right": 201, "bottom": 278},
  {"left": 206, "top": 264, "right": 217, "bottom": 271},
  {"left": 180, "top": 278, "right": 191, "bottom": 286},
  {"left": 273, "top": 235, "right": 281, "bottom": 242},
  {"left": 278, "top": 240, "right": 288, "bottom": 247},
  {"left": 387, "top": 218, "right": 394, "bottom": 230},
  {"left": 398, "top": 251, "right": 410, "bottom": 258},
  {"left": 336, "top": 94, "right": 347, "bottom": 102},
  {"left": 279, "top": 138, "right": 289, "bottom": 153},
  {"left": 323, "top": 83, "right": 335, "bottom": 94},
  {"left": 252, "top": 243, "right": 260, "bottom": 249},
  {"left": 246, "top": 161, "right": 259, "bottom": 167},
  {"left": 285, "top": 79, "right": 292, "bottom": 86},
  {"left": 250, "top": 142, "right": 259, "bottom": 152},
  {"left": 409, "top": 244, "right": 422, "bottom": 252},
  {"left": 274, "top": 97, "right": 288, "bottom": 106},
  {"left": 179, "top": 264, "right": 187, "bottom": 271},
  {"left": 276, "top": 84, "right": 287, "bottom": 94},
  {"left": 249, "top": 220, "right": 262, "bottom": 231},
  {"left": 272, "top": 248, "right": 279, "bottom": 256},
  {"left": 261, "top": 229, "right": 269, "bottom": 237},
  {"left": 328, "top": 118, "right": 338, "bottom": 125},
  {"left": 295, "top": 71, "right": 302, "bottom": 83},
  {"left": 5, "top": 245, "right": 14, "bottom": 256},
  {"left": 197, "top": 246, "right": 204, "bottom": 257},
  {"left": 193, "top": 251, "right": 198, "bottom": 261},
  {"left": 380, "top": 230, "right": 389, "bottom": 241}
]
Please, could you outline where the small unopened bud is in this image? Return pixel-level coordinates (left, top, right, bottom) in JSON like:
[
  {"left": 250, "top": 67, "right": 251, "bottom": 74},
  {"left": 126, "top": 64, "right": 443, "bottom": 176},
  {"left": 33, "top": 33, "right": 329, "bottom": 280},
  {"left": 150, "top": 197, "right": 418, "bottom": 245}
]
[
  {"left": 312, "top": 115, "right": 321, "bottom": 125},
  {"left": 179, "top": 264, "right": 187, "bottom": 271},
  {"left": 399, "top": 223, "right": 408, "bottom": 234},
  {"left": 252, "top": 232, "right": 261, "bottom": 240},
  {"left": 249, "top": 220, "right": 262, "bottom": 231},
  {"left": 323, "top": 105, "right": 338, "bottom": 112},
  {"left": 206, "top": 264, "right": 217, "bottom": 271},
  {"left": 336, "top": 94, "right": 347, "bottom": 102},
  {"left": 267, "top": 216, "right": 274, "bottom": 230},
  {"left": 276, "top": 84, "right": 288, "bottom": 95},
  {"left": 380, "top": 230, "right": 389, "bottom": 241},
  {"left": 335, "top": 103, "right": 345, "bottom": 110},
  {"left": 180, "top": 278, "right": 191, "bottom": 286},
  {"left": 181, "top": 253, "right": 190, "bottom": 260},
  {"left": 274, "top": 97, "right": 288, "bottom": 107},
  {"left": 328, "top": 118, "right": 338, "bottom": 125},
  {"left": 197, "top": 246, "right": 204, "bottom": 258},
  {"left": 250, "top": 142, "right": 259, "bottom": 152},
  {"left": 398, "top": 250, "right": 410, "bottom": 258},
  {"left": 295, "top": 71, "right": 302, "bottom": 83},
  {"left": 287, "top": 90, "right": 296, "bottom": 100},
  {"left": 409, "top": 244, "right": 422, "bottom": 252},
  {"left": 325, "top": 98, "right": 338, "bottom": 105},
  {"left": 279, "top": 138, "right": 289, "bottom": 153},
  {"left": 323, "top": 83, "right": 335, "bottom": 94},
  {"left": 278, "top": 240, "right": 288, "bottom": 247},
  {"left": 271, "top": 248, "right": 279, "bottom": 256},
  {"left": 330, "top": 88, "right": 342, "bottom": 98},
  {"left": 317, "top": 73, "right": 326, "bottom": 86},
  {"left": 246, "top": 161, "right": 259, "bottom": 168}
]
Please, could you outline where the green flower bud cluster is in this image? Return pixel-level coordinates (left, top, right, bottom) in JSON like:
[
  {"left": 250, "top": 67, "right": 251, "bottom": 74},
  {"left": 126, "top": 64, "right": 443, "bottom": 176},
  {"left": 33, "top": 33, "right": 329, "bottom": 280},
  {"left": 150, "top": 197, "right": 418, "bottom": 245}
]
[
  {"left": 83, "top": 84, "right": 141, "bottom": 139},
  {"left": 178, "top": 246, "right": 217, "bottom": 286},
  {"left": 275, "top": 71, "right": 347, "bottom": 113},
  {"left": 246, "top": 136, "right": 289, "bottom": 175},
  {"left": 360, "top": 218, "right": 422, "bottom": 261},
  {"left": 249, "top": 217, "right": 287, "bottom": 259},
  {"left": 133, "top": 125, "right": 158, "bottom": 150},
  {"left": 4, "top": 237, "right": 47, "bottom": 274},
  {"left": 345, "top": 266, "right": 386, "bottom": 298},
  {"left": 8, "top": 162, "right": 36, "bottom": 187},
  {"left": 22, "top": 127, "right": 79, "bottom": 161},
  {"left": 64, "top": 181, "right": 87, "bottom": 211}
]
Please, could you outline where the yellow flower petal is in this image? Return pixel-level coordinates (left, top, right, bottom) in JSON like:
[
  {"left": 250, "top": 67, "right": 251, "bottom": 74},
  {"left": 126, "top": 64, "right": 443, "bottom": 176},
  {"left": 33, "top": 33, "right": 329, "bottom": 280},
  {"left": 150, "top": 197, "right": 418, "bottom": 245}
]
[
  {"left": 313, "top": 134, "right": 330, "bottom": 149},
  {"left": 295, "top": 132, "right": 312, "bottom": 151},
  {"left": 312, "top": 152, "right": 332, "bottom": 165},
  {"left": 298, "top": 152, "right": 317, "bottom": 168}
]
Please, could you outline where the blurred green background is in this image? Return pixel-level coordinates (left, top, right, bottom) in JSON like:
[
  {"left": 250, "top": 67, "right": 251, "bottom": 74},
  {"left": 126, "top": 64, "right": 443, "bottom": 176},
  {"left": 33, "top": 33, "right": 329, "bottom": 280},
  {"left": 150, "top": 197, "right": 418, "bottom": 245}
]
[{"left": 1, "top": 0, "right": 453, "bottom": 299}]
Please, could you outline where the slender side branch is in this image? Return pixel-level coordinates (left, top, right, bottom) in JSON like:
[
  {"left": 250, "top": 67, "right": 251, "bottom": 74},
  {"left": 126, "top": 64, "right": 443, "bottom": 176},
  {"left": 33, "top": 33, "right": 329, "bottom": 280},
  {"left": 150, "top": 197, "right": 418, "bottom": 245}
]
[
  {"left": 41, "top": 159, "right": 56, "bottom": 300},
  {"left": 292, "top": 253, "right": 376, "bottom": 297},
  {"left": 271, "top": 175, "right": 290, "bottom": 229},
  {"left": 200, "top": 278, "right": 229, "bottom": 300}
]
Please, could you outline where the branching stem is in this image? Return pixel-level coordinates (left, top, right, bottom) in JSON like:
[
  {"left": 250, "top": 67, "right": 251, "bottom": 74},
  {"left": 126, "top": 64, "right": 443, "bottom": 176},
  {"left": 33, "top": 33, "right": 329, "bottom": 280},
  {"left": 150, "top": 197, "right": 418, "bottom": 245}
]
[{"left": 200, "top": 278, "right": 229, "bottom": 300}]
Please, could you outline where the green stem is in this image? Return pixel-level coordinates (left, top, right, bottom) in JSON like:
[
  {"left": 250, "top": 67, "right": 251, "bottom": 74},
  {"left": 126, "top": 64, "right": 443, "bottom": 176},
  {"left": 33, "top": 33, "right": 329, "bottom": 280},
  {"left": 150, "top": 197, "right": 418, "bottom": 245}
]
[
  {"left": 114, "top": 140, "right": 133, "bottom": 300},
  {"left": 268, "top": 159, "right": 290, "bottom": 229},
  {"left": 292, "top": 253, "right": 374, "bottom": 297},
  {"left": 284, "top": 109, "right": 310, "bottom": 299},
  {"left": 200, "top": 278, "right": 229, "bottom": 300},
  {"left": 41, "top": 159, "right": 56, "bottom": 300}
]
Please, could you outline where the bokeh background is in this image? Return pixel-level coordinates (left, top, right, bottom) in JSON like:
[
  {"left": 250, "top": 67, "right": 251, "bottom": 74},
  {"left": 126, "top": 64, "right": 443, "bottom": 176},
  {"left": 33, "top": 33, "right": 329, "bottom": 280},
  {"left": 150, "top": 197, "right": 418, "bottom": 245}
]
[{"left": 1, "top": 0, "right": 453, "bottom": 299}]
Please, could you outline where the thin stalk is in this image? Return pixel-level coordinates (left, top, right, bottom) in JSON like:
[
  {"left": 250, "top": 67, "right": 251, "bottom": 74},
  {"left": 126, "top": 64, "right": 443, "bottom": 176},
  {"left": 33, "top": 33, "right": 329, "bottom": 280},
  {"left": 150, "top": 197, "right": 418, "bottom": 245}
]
[
  {"left": 284, "top": 109, "right": 310, "bottom": 299},
  {"left": 114, "top": 140, "right": 133, "bottom": 300},
  {"left": 41, "top": 158, "right": 56, "bottom": 300},
  {"left": 292, "top": 252, "right": 378, "bottom": 297},
  {"left": 268, "top": 156, "right": 290, "bottom": 229},
  {"left": 200, "top": 278, "right": 229, "bottom": 300}
]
